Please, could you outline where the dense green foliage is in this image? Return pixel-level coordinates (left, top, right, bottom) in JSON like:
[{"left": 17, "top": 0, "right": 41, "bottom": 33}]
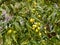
[{"left": 0, "top": 0, "right": 60, "bottom": 45}]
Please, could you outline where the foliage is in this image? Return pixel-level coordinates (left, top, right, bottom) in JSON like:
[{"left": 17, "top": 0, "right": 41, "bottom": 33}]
[{"left": 0, "top": 0, "right": 60, "bottom": 45}]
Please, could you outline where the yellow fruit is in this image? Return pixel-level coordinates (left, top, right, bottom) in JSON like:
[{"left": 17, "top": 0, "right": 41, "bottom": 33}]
[
  {"left": 45, "top": 31, "right": 47, "bottom": 33},
  {"left": 36, "top": 29, "right": 39, "bottom": 32},
  {"left": 7, "top": 29, "right": 12, "bottom": 34},
  {"left": 35, "top": 22, "right": 40, "bottom": 26},
  {"left": 39, "top": 32, "right": 41, "bottom": 36},
  {"left": 32, "top": 9, "right": 35, "bottom": 13},
  {"left": 32, "top": 9, "right": 35, "bottom": 11},
  {"left": 30, "top": 18, "right": 35, "bottom": 23},
  {"left": 36, "top": 11, "right": 38, "bottom": 15},
  {"left": 37, "top": 27, "right": 40, "bottom": 30},
  {"left": 38, "top": 15, "right": 41, "bottom": 18},
  {"left": 32, "top": 27, "right": 35, "bottom": 30},
  {"left": 13, "top": 31, "right": 16, "bottom": 33},
  {"left": 44, "top": 27, "right": 46, "bottom": 30},
  {"left": 34, "top": 1, "right": 37, "bottom": 5},
  {"left": 32, "top": 24, "right": 37, "bottom": 28}
]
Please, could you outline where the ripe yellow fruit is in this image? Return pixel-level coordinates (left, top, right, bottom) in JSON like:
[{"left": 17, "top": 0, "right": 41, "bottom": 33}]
[
  {"left": 30, "top": 18, "right": 35, "bottom": 23},
  {"left": 13, "top": 31, "right": 16, "bottom": 33},
  {"left": 32, "top": 24, "right": 37, "bottom": 28},
  {"left": 45, "top": 31, "right": 47, "bottom": 33},
  {"left": 35, "top": 22, "right": 40, "bottom": 26},
  {"left": 39, "top": 32, "right": 41, "bottom": 36},
  {"left": 36, "top": 29, "right": 39, "bottom": 32},
  {"left": 37, "top": 27, "right": 40, "bottom": 30},
  {"left": 7, "top": 29, "right": 12, "bottom": 34},
  {"left": 32, "top": 9, "right": 35, "bottom": 13},
  {"left": 32, "top": 25, "right": 37, "bottom": 30},
  {"left": 33, "top": 1, "right": 37, "bottom": 5},
  {"left": 44, "top": 27, "right": 46, "bottom": 30},
  {"left": 38, "top": 15, "right": 41, "bottom": 18},
  {"left": 32, "top": 9, "right": 35, "bottom": 11}
]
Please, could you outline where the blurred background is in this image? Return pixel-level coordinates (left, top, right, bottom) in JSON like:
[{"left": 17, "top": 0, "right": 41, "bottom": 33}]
[{"left": 0, "top": 0, "right": 60, "bottom": 45}]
